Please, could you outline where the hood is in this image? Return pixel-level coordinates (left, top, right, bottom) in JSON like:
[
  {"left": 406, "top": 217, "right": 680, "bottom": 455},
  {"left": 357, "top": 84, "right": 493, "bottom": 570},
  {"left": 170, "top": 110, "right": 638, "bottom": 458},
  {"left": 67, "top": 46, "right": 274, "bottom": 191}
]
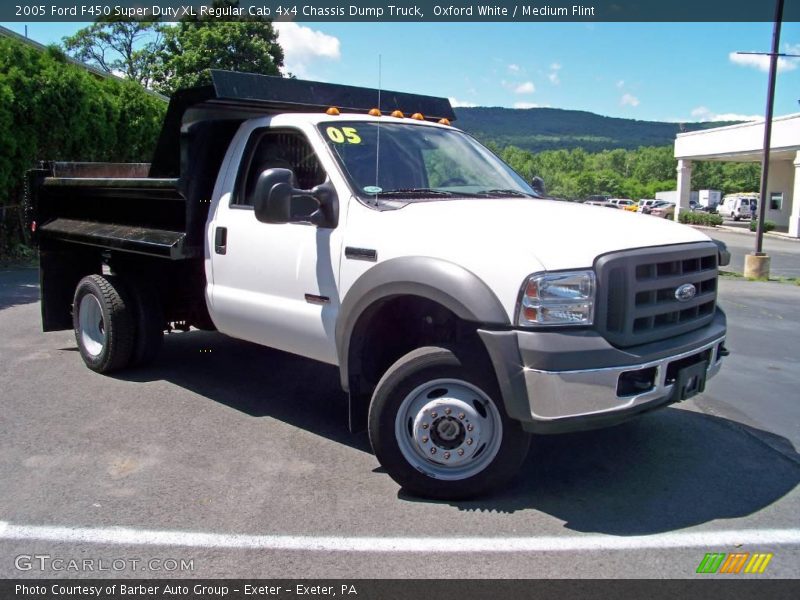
[
  {"left": 345, "top": 197, "right": 711, "bottom": 322},
  {"left": 366, "top": 197, "right": 709, "bottom": 270}
]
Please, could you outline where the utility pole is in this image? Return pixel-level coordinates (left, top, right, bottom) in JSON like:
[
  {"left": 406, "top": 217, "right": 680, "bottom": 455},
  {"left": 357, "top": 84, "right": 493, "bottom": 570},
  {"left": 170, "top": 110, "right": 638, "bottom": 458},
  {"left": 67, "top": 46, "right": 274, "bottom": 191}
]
[{"left": 740, "top": 0, "right": 791, "bottom": 278}]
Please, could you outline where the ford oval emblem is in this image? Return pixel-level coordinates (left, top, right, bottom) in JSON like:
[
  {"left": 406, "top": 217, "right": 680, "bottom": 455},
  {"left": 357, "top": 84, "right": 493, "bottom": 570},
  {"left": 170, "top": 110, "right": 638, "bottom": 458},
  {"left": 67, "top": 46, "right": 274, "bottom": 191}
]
[{"left": 675, "top": 283, "right": 697, "bottom": 302}]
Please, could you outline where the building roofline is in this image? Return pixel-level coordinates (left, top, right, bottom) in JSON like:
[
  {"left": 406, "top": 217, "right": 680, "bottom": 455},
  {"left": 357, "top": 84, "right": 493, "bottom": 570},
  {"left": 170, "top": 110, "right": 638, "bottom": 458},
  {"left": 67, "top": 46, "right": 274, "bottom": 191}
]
[{"left": 676, "top": 112, "right": 800, "bottom": 138}]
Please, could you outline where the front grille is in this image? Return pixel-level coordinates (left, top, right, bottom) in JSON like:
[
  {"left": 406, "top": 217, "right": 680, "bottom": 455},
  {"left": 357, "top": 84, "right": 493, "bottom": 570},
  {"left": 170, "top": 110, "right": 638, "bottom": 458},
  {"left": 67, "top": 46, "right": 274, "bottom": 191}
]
[{"left": 594, "top": 243, "right": 719, "bottom": 347}]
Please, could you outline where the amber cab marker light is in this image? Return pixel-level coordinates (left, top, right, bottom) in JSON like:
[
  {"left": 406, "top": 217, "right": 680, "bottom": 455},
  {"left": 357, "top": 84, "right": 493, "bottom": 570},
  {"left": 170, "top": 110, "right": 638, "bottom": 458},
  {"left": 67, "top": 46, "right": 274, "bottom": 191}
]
[
  {"left": 411, "top": 112, "right": 425, "bottom": 120},
  {"left": 391, "top": 110, "right": 405, "bottom": 118},
  {"left": 325, "top": 106, "right": 340, "bottom": 116},
  {"left": 368, "top": 108, "right": 381, "bottom": 116},
  {"left": 438, "top": 118, "right": 451, "bottom": 126}
]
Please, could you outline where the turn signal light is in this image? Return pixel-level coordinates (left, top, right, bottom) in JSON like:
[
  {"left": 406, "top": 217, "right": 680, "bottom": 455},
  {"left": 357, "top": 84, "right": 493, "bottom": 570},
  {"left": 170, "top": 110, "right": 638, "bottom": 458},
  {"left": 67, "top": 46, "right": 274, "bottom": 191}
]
[
  {"left": 368, "top": 108, "right": 381, "bottom": 116},
  {"left": 438, "top": 118, "right": 451, "bottom": 126},
  {"left": 411, "top": 112, "right": 425, "bottom": 120},
  {"left": 325, "top": 106, "right": 340, "bottom": 116},
  {"left": 391, "top": 110, "right": 404, "bottom": 118}
]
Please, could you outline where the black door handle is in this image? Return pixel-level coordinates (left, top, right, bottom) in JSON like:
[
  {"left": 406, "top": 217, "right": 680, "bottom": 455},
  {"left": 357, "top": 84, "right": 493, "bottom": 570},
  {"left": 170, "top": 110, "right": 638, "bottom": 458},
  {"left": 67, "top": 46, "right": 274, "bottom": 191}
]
[{"left": 214, "top": 226, "right": 227, "bottom": 255}]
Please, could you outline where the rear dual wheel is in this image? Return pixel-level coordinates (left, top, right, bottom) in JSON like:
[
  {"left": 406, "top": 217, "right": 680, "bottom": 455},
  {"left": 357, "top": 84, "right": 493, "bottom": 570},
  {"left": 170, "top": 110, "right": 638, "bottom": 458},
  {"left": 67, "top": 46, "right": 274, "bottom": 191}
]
[
  {"left": 368, "top": 346, "right": 530, "bottom": 500},
  {"left": 73, "top": 274, "right": 164, "bottom": 373}
]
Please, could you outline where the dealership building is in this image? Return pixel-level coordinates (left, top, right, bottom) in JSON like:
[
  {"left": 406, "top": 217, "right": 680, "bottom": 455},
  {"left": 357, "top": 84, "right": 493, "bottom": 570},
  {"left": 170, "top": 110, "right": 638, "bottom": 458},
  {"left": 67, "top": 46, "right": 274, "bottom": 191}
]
[{"left": 673, "top": 113, "right": 800, "bottom": 238}]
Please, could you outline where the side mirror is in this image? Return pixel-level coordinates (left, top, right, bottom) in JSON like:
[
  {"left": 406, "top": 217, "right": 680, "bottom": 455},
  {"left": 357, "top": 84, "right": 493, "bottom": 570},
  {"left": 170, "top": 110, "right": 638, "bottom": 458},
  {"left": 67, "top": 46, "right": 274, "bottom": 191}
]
[
  {"left": 253, "top": 168, "right": 339, "bottom": 228},
  {"left": 309, "top": 180, "right": 339, "bottom": 228},
  {"left": 531, "top": 176, "right": 547, "bottom": 197},
  {"left": 254, "top": 168, "right": 296, "bottom": 223}
]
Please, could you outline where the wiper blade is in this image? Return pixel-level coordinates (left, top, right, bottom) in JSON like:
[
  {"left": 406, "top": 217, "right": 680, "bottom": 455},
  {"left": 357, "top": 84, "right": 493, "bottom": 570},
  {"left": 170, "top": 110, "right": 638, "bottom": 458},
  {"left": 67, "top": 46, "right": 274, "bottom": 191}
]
[
  {"left": 475, "top": 188, "right": 538, "bottom": 198},
  {"left": 373, "top": 188, "right": 457, "bottom": 196}
]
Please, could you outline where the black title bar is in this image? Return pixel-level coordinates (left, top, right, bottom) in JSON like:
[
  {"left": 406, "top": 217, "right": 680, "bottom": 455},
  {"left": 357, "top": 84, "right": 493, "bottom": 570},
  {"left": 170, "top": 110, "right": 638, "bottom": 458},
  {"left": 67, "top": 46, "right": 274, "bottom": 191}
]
[{"left": 5, "top": 1, "right": 800, "bottom": 22}]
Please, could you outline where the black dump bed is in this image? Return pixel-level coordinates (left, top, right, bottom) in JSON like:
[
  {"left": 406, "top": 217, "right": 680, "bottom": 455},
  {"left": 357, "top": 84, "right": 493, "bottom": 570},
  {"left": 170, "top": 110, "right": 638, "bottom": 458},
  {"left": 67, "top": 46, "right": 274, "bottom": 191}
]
[
  {"left": 26, "top": 70, "right": 455, "bottom": 260},
  {"left": 27, "top": 162, "right": 198, "bottom": 259}
]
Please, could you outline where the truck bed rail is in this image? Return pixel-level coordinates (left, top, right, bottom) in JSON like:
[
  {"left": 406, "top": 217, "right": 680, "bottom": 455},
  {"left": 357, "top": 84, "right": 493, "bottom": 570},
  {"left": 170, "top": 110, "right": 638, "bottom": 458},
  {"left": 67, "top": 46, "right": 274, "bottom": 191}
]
[{"left": 27, "top": 164, "right": 204, "bottom": 260}]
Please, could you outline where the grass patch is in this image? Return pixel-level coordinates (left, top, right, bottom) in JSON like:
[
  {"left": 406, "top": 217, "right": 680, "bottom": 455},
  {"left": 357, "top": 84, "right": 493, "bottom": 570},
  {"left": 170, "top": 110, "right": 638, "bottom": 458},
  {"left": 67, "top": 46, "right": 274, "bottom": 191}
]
[{"left": 720, "top": 270, "right": 799, "bottom": 284}]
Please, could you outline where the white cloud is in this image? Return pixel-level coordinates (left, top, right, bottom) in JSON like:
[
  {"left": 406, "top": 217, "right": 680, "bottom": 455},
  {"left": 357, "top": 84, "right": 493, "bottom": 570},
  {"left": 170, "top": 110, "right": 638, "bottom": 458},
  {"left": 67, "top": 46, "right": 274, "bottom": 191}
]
[
  {"left": 449, "top": 97, "right": 478, "bottom": 108},
  {"left": 514, "top": 81, "right": 536, "bottom": 94},
  {"left": 621, "top": 93, "right": 640, "bottom": 107},
  {"left": 690, "top": 106, "right": 761, "bottom": 122},
  {"left": 513, "top": 102, "right": 542, "bottom": 109},
  {"left": 728, "top": 50, "right": 798, "bottom": 73},
  {"left": 616, "top": 80, "right": 625, "bottom": 88},
  {"left": 273, "top": 22, "right": 341, "bottom": 78},
  {"left": 508, "top": 63, "right": 520, "bottom": 72},
  {"left": 548, "top": 62, "right": 561, "bottom": 85}
]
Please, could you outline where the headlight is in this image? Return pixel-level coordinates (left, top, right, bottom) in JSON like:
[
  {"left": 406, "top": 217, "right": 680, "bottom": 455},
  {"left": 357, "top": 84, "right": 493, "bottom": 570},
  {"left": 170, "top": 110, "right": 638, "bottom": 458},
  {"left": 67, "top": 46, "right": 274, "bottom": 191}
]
[{"left": 517, "top": 270, "right": 596, "bottom": 327}]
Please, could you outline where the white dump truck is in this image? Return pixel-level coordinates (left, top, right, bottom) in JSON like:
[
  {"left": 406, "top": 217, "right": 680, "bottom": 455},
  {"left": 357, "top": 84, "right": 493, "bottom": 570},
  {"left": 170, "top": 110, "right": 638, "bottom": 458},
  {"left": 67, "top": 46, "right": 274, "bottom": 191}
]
[{"left": 27, "top": 71, "right": 729, "bottom": 499}]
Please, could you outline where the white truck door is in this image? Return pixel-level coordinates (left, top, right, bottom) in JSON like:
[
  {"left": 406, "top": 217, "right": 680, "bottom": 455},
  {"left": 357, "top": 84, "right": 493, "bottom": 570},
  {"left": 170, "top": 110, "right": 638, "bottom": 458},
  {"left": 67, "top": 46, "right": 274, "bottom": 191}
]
[{"left": 208, "top": 127, "right": 343, "bottom": 365}]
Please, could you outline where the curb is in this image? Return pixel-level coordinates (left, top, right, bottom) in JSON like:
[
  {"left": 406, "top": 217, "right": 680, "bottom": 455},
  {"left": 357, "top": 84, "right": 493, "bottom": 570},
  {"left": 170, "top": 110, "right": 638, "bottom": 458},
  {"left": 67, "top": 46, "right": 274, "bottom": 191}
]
[{"left": 689, "top": 224, "right": 800, "bottom": 242}]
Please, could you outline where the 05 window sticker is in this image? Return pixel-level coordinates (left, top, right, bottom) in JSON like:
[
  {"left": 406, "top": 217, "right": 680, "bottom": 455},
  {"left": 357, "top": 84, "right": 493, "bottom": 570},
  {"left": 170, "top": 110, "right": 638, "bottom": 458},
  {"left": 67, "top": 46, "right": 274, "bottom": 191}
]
[{"left": 326, "top": 126, "right": 361, "bottom": 144}]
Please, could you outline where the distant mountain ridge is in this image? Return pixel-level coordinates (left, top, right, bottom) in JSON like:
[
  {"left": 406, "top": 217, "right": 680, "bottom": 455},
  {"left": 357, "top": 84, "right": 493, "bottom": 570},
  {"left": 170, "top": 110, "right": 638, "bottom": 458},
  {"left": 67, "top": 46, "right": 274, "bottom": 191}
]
[{"left": 453, "top": 106, "right": 738, "bottom": 153}]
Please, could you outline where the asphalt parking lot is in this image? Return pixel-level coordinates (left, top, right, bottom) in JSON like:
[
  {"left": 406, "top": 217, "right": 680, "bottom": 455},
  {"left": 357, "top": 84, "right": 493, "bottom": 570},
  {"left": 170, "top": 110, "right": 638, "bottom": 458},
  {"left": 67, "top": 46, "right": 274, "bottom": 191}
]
[
  {"left": 0, "top": 268, "right": 798, "bottom": 579},
  {"left": 700, "top": 227, "right": 800, "bottom": 278}
]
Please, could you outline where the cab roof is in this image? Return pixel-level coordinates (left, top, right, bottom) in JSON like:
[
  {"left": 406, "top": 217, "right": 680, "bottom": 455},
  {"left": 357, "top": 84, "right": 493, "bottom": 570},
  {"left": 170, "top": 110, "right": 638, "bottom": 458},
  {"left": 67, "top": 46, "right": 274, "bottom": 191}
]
[{"left": 150, "top": 70, "right": 455, "bottom": 177}]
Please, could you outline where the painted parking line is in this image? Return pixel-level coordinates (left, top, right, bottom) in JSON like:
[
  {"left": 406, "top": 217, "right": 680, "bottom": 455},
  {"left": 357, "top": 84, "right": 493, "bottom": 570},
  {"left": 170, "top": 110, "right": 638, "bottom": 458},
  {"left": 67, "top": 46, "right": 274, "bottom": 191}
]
[{"left": 1, "top": 521, "right": 800, "bottom": 552}]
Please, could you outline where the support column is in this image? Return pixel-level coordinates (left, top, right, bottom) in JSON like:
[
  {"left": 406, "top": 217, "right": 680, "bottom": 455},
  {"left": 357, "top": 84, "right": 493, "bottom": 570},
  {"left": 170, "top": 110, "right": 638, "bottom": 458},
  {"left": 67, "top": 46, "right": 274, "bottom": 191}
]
[
  {"left": 675, "top": 159, "right": 693, "bottom": 222},
  {"left": 789, "top": 151, "right": 800, "bottom": 238}
]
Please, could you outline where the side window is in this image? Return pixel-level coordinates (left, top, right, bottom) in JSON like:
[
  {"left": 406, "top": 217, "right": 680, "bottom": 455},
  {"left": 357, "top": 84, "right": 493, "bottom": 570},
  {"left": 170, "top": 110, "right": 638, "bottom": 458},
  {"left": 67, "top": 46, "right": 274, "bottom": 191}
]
[{"left": 235, "top": 130, "right": 327, "bottom": 207}]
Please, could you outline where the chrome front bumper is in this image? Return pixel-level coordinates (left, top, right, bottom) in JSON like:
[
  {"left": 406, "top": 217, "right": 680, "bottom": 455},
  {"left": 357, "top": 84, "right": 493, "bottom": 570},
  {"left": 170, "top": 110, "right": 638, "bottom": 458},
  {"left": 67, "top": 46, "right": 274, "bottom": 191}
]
[
  {"left": 522, "top": 335, "right": 725, "bottom": 422},
  {"left": 477, "top": 308, "right": 727, "bottom": 434}
]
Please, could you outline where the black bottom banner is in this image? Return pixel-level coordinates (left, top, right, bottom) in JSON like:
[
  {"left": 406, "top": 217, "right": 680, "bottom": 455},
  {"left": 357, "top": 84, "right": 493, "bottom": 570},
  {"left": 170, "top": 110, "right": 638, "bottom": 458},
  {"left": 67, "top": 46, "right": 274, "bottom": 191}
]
[{"left": 2, "top": 579, "right": 799, "bottom": 600}]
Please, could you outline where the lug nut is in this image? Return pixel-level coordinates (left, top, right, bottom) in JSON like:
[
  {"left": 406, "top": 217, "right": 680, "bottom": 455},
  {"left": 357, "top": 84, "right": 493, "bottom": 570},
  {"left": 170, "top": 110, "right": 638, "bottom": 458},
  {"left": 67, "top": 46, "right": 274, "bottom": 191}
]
[
  {"left": 466, "top": 438, "right": 473, "bottom": 445},
  {"left": 422, "top": 436, "right": 428, "bottom": 443},
  {"left": 458, "top": 413, "right": 465, "bottom": 420},
  {"left": 431, "top": 412, "right": 438, "bottom": 418},
  {"left": 422, "top": 423, "right": 429, "bottom": 430},
  {"left": 444, "top": 452, "right": 450, "bottom": 460},
  {"left": 457, "top": 448, "right": 464, "bottom": 456},
  {"left": 467, "top": 424, "right": 473, "bottom": 432},
  {"left": 430, "top": 447, "right": 437, "bottom": 454},
  {"left": 444, "top": 408, "right": 452, "bottom": 415}
]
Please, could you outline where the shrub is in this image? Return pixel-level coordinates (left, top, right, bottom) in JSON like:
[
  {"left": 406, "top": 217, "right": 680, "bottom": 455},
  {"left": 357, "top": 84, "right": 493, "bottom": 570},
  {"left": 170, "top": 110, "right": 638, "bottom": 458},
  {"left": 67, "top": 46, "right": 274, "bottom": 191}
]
[
  {"left": 0, "top": 37, "right": 166, "bottom": 257},
  {"left": 678, "top": 212, "right": 723, "bottom": 227},
  {"left": 749, "top": 220, "right": 776, "bottom": 233}
]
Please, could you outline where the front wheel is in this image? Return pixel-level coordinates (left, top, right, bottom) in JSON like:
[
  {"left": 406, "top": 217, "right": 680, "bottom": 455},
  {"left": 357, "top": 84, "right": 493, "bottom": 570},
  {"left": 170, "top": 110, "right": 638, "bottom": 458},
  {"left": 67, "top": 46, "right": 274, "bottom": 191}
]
[{"left": 368, "top": 346, "right": 530, "bottom": 499}]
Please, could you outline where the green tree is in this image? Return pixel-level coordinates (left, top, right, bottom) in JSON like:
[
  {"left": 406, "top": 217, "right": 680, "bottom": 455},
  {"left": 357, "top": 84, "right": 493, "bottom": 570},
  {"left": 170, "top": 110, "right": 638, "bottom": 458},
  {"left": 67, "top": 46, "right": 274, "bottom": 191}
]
[
  {"left": 0, "top": 37, "right": 165, "bottom": 255},
  {"left": 153, "top": 0, "right": 284, "bottom": 94},
  {"left": 62, "top": 21, "right": 165, "bottom": 88},
  {"left": 720, "top": 162, "right": 760, "bottom": 194}
]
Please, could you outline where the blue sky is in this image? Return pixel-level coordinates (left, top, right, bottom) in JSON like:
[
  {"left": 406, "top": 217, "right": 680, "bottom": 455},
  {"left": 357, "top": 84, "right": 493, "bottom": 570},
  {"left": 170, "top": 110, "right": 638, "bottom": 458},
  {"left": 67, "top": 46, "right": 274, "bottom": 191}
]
[{"left": 3, "top": 20, "right": 800, "bottom": 122}]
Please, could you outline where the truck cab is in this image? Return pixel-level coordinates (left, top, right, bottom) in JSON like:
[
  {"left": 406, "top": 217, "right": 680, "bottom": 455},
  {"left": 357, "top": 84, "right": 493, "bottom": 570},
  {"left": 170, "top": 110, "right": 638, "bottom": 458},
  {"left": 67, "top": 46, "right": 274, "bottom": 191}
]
[{"left": 27, "top": 71, "right": 729, "bottom": 499}]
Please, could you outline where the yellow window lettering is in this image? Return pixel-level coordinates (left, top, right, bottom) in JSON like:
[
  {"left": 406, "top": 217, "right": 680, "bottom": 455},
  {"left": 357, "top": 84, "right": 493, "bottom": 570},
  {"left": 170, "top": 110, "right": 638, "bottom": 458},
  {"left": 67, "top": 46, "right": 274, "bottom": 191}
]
[
  {"left": 342, "top": 127, "right": 361, "bottom": 144},
  {"left": 326, "top": 126, "right": 361, "bottom": 144},
  {"left": 326, "top": 127, "right": 345, "bottom": 143}
]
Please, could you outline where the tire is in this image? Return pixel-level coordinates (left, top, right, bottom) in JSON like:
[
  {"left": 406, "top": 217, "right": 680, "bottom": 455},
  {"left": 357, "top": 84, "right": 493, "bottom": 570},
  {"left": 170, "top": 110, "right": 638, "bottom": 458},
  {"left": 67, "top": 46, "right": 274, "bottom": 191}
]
[
  {"left": 73, "top": 274, "right": 135, "bottom": 373},
  {"left": 733, "top": 215, "right": 740, "bottom": 222},
  {"left": 368, "top": 346, "right": 531, "bottom": 500},
  {"left": 128, "top": 280, "right": 164, "bottom": 367}
]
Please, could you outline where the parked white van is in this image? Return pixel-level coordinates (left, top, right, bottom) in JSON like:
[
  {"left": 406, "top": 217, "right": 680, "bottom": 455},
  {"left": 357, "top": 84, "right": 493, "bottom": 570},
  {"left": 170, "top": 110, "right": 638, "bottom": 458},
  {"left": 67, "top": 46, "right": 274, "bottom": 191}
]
[{"left": 719, "top": 195, "right": 758, "bottom": 221}]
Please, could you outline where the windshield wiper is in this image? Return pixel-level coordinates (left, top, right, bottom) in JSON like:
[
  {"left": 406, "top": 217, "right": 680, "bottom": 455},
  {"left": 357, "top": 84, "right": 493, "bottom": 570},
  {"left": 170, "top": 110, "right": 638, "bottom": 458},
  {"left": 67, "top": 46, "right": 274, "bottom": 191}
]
[
  {"left": 373, "top": 188, "right": 481, "bottom": 197},
  {"left": 475, "top": 188, "right": 538, "bottom": 198}
]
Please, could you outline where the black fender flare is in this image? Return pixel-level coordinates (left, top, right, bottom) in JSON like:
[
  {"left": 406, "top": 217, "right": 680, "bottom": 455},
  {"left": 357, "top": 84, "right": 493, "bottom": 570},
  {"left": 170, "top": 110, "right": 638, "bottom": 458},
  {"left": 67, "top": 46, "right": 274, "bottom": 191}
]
[{"left": 336, "top": 256, "right": 510, "bottom": 391}]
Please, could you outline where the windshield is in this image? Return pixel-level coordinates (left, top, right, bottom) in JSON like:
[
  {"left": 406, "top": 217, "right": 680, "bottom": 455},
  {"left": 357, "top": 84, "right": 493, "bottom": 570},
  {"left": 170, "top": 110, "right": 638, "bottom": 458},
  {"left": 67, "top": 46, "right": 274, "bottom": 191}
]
[{"left": 318, "top": 121, "right": 537, "bottom": 200}]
